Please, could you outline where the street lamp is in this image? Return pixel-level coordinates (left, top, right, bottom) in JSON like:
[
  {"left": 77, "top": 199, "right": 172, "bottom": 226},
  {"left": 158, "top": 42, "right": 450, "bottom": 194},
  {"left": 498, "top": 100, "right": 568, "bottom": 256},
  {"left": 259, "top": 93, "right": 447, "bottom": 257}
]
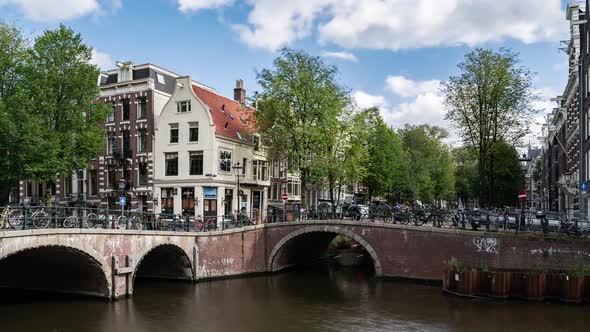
[{"left": 233, "top": 162, "right": 244, "bottom": 217}]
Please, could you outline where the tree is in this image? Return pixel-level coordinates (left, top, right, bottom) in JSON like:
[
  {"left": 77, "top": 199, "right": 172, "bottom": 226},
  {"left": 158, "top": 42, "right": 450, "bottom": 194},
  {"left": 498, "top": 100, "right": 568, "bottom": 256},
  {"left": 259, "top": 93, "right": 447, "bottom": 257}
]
[
  {"left": 0, "top": 23, "right": 107, "bottom": 201},
  {"left": 487, "top": 140, "right": 522, "bottom": 207},
  {"left": 453, "top": 146, "right": 478, "bottom": 205},
  {"left": 399, "top": 125, "right": 455, "bottom": 205},
  {"left": 362, "top": 110, "right": 411, "bottom": 203},
  {"left": 256, "top": 49, "right": 349, "bottom": 207},
  {"left": 0, "top": 22, "right": 29, "bottom": 201},
  {"left": 442, "top": 48, "right": 534, "bottom": 207}
]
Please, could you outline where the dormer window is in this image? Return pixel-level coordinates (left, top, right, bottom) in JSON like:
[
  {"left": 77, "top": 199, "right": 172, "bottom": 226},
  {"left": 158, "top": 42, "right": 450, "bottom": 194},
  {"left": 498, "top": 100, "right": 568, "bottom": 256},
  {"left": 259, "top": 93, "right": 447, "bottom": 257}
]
[
  {"left": 117, "top": 62, "right": 134, "bottom": 82},
  {"left": 177, "top": 100, "right": 191, "bottom": 113}
]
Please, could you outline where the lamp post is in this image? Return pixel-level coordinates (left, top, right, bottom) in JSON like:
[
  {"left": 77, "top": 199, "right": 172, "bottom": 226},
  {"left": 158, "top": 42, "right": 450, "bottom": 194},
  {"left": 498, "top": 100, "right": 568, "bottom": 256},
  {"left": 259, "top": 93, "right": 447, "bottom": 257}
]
[{"left": 233, "top": 162, "right": 243, "bottom": 217}]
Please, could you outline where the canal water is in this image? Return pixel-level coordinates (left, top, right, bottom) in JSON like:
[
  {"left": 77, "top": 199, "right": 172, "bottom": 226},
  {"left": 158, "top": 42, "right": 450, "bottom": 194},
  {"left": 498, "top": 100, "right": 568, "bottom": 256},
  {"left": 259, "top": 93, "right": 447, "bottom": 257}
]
[{"left": 0, "top": 267, "right": 588, "bottom": 332}]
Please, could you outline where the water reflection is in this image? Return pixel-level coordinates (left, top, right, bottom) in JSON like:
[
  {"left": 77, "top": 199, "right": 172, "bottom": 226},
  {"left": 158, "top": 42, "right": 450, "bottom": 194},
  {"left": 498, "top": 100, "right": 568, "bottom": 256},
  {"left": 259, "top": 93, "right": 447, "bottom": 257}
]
[{"left": 0, "top": 266, "right": 588, "bottom": 332}]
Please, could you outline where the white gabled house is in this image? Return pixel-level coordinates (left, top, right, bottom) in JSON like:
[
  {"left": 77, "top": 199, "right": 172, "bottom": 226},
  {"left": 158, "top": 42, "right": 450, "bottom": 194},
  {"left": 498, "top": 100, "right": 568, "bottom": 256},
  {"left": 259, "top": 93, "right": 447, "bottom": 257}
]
[{"left": 153, "top": 76, "right": 269, "bottom": 226}]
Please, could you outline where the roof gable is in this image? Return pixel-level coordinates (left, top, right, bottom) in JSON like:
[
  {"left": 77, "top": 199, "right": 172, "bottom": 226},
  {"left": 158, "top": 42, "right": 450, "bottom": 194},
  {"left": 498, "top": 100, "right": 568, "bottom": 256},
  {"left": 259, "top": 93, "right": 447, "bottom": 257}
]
[{"left": 191, "top": 84, "right": 256, "bottom": 142}]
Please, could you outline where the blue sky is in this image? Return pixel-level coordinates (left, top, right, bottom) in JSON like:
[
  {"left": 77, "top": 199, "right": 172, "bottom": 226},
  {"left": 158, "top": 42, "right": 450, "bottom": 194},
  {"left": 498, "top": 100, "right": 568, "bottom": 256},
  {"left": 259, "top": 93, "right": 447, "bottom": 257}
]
[{"left": 0, "top": 0, "right": 581, "bottom": 145}]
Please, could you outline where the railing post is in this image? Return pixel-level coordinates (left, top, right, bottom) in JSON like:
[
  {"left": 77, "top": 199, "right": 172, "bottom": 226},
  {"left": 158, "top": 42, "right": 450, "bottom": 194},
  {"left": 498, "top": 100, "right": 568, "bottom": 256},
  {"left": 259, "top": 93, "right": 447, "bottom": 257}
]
[
  {"left": 54, "top": 206, "right": 59, "bottom": 229},
  {"left": 22, "top": 204, "right": 27, "bottom": 230}
]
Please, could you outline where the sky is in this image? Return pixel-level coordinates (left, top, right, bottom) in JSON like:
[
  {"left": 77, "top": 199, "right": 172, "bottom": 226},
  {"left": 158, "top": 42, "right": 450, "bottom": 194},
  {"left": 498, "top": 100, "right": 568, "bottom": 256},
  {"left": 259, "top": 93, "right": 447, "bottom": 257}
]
[{"left": 0, "top": 0, "right": 581, "bottom": 146}]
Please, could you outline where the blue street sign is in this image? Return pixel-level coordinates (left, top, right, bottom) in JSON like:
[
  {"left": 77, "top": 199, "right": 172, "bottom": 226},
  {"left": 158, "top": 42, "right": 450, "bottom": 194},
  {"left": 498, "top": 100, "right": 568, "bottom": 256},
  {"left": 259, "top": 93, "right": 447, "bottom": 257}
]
[
  {"left": 581, "top": 181, "right": 588, "bottom": 194},
  {"left": 119, "top": 196, "right": 126, "bottom": 206}
]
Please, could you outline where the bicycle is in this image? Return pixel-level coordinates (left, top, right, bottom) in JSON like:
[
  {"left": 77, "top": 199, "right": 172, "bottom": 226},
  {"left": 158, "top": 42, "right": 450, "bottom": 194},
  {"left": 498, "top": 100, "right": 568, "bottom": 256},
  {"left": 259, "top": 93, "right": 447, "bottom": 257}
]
[
  {"left": 117, "top": 211, "right": 142, "bottom": 230},
  {"left": 450, "top": 209, "right": 467, "bottom": 229},
  {"left": 196, "top": 216, "right": 216, "bottom": 231},
  {"left": 86, "top": 209, "right": 114, "bottom": 229}
]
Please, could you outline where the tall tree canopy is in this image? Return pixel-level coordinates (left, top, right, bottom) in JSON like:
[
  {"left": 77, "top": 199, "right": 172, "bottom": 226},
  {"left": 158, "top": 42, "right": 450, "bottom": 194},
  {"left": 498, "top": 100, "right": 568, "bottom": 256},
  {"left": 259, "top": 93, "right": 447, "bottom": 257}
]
[
  {"left": 0, "top": 23, "right": 107, "bottom": 195},
  {"left": 256, "top": 48, "right": 349, "bottom": 207},
  {"left": 442, "top": 48, "right": 534, "bottom": 207}
]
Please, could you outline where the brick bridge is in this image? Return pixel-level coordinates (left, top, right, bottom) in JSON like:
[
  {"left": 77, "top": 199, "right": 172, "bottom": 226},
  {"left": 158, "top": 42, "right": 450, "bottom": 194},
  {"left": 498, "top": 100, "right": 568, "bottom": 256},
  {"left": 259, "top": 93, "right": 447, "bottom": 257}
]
[{"left": 1, "top": 221, "right": 589, "bottom": 299}]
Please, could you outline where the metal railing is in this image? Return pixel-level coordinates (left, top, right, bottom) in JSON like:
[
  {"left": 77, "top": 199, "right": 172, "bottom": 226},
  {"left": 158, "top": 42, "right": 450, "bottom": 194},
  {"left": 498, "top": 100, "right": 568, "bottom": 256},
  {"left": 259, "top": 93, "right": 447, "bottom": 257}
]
[{"left": 1, "top": 204, "right": 589, "bottom": 239}]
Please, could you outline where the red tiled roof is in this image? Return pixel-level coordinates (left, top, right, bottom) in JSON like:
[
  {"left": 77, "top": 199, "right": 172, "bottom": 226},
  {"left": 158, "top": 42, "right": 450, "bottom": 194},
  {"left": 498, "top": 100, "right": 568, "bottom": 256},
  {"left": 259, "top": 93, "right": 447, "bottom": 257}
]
[{"left": 192, "top": 84, "right": 256, "bottom": 142}]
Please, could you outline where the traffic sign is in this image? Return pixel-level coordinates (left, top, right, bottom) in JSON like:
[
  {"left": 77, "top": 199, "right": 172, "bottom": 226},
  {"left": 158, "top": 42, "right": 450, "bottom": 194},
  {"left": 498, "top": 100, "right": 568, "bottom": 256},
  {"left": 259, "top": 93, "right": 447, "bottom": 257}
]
[
  {"left": 282, "top": 192, "right": 288, "bottom": 201},
  {"left": 582, "top": 181, "right": 588, "bottom": 195},
  {"left": 119, "top": 196, "right": 126, "bottom": 206},
  {"left": 518, "top": 190, "right": 526, "bottom": 202}
]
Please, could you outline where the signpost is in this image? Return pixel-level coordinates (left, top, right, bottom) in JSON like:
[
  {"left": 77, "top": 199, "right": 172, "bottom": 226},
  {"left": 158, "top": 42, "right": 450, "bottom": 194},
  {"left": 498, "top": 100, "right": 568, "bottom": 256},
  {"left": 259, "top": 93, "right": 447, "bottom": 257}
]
[
  {"left": 581, "top": 181, "right": 588, "bottom": 195},
  {"left": 282, "top": 193, "right": 288, "bottom": 201},
  {"left": 518, "top": 190, "right": 527, "bottom": 202}
]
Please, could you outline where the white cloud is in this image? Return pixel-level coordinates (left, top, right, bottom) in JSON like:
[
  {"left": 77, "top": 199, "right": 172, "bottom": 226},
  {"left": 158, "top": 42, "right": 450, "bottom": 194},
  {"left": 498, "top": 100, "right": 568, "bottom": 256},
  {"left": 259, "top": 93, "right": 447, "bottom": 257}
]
[
  {"left": 196, "top": 0, "right": 566, "bottom": 51},
  {"left": 525, "top": 87, "right": 559, "bottom": 146},
  {"left": 90, "top": 49, "right": 114, "bottom": 69},
  {"left": 178, "top": 0, "right": 233, "bottom": 12},
  {"left": 321, "top": 51, "right": 357, "bottom": 62},
  {"left": 386, "top": 76, "right": 441, "bottom": 98},
  {"left": 0, "top": 0, "right": 100, "bottom": 22},
  {"left": 353, "top": 91, "right": 388, "bottom": 110}
]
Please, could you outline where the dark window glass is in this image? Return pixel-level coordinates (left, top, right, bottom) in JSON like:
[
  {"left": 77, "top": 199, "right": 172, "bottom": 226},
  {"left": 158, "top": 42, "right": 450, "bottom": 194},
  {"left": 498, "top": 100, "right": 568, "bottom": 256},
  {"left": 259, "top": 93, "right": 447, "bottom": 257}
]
[
  {"left": 108, "top": 165, "right": 116, "bottom": 188},
  {"left": 165, "top": 153, "right": 178, "bottom": 176},
  {"left": 189, "top": 127, "right": 198, "bottom": 142},
  {"left": 138, "top": 128, "right": 147, "bottom": 153},
  {"left": 89, "top": 170, "right": 98, "bottom": 195},
  {"left": 137, "top": 97, "right": 147, "bottom": 119},
  {"left": 122, "top": 99, "right": 130, "bottom": 121},
  {"left": 220, "top": 150, "right": 231, "bottom": 172},
  {"left": 190, "top": 151, "right": 203, "bottom": 175},
  {"left": 139, "top": 163, "right": 148, "bottom": 186},
  {"left": 170, "top": 127, "right": 179, "bottom": 143}
]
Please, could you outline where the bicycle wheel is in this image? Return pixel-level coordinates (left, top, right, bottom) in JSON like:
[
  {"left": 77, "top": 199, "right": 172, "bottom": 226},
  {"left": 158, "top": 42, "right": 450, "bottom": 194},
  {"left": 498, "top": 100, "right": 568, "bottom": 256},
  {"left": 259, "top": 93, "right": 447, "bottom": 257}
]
[
  {"left": 132, "top": 216, "right": 142, "bottom": 230},
  {"left": 32, "top": 211, "right": 50, "bottom": 229},
  {"left": 117, "top": 215, "right": 127, "bottom": 230},
  {"left": 8, "top": 210, "right": 24, "bottom": 229},
  {"left": 414, "top": 214, "right": 425, "bottom": 226},
  {"left": 63, "top": 216, "right": 78, "bottom": 228},
  {"left": 87, "top": 213, "right": 99, "bottom": 228}
]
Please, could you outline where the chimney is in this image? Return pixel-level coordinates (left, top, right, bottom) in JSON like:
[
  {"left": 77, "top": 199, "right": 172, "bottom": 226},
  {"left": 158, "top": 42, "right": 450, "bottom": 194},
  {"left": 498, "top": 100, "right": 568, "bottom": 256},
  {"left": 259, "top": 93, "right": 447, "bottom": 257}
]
[{"left": 234, "top": 79, "right": 246, "bottom": 104}]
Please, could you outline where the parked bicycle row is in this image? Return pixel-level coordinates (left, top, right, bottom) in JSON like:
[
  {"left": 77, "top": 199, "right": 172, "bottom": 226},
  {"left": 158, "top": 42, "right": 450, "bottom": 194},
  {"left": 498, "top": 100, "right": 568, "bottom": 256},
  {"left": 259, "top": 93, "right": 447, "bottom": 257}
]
[{"left": 0, "top": 205, "right": 259, "bottom": 232}]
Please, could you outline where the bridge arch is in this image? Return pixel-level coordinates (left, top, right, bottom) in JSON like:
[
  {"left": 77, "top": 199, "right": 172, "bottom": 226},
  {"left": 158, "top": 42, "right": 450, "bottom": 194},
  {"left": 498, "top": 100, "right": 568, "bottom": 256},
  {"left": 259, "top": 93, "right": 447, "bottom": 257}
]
[
  {"left": 0, "top": 244, "right": 111, "bottom": 298},
  {"left": 133, "top": 243, "right": 194, "bottom": 283},
  {"left": 268, "top": 225, "right": 382, "bottom": 276}
]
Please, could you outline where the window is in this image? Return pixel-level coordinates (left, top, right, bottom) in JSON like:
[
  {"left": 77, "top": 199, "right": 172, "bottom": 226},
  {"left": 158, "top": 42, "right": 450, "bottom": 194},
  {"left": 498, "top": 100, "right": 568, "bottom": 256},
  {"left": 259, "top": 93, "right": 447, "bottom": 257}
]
[
  {"left": 89, "top": 170, "right": 97, "bottom": 196},
  {"left": 138, "top": 163, "right": 148, "bottom": 186},
  {"left": 26, "top": 181, "right": 32, "bottom": 198},
  {"left": 137, "top": 97, "right": 147, "bottom": 119},
  {"left": 189, "top": 122, "right": 199, "bottom": 142},
  {"left": 122, "top": 99, "right": 130, "bottom": 121},
  {"left": 161, "top": 188, "right": 174, "bottom": 215},
  {"left": 252, "top": 160, "right": 268, "bottom": 181},
  {"left": 219, "top": 150, "right": 232, "bottom": 172},
  {"left": 138, "top": 128, "right": 147, "bottom": 153},
  {"left": 165, "top": 152, "right": 178, "bottom": 176},
  {"left": 156, "top": 72, "right": 165, "bottom": 84},
  {"left": 189, "top": 151, "right": 203, "bottom": 175},
  {"left": 107, "top": 102, "right": 115, "bottom": 123},
  {"left": 287, "top": 176, "right": 301, "bottom": 196},
  {"left": 181, "top": 187, "right": 195, "bottom": 216},
  {"left": 242, "top": 158, "right": 247, "bottom": 175},
  {"left": 177, "top": 100, "right": 191, "bottom": 113},
  {"left": 107, "top": 133, "right": 116, "bottom": 155},
  {"left": 77, "top": 171, "right": 84, "bottom": 194},
  {"left": 229, "top": 113, "right": 234, "bottom": 119},
  {"left": 65, "top": 176, "right": 73, "bottom": 196},
  {"left": 122, "top": 130, "right": 131, "bottom": 156},
  {"left": 236, "top": 131, "right": 243, "bottom": 140},
  {"left": 107, "top": 165, "right": 116, "bottom": 189},
  {"left": 170, "top": 124, "right": 179, "bottom": 144},
  {"left": 120, "top": 67, "right": 130, "bottom": 82}
]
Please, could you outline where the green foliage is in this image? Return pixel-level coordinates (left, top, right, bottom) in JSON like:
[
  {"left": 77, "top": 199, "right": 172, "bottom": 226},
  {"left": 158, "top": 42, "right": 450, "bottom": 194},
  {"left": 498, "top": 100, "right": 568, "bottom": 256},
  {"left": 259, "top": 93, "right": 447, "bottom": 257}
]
[
  {"left": 0, "top": 23, "right": 107, "bottom": 187},
  {"left": 442, "top": 48, "right": 535, "bottom": 207},
  {"left": 567, "top": 264, "right": 590, "bottom": 277},
  {"left": 453, "top": 146, "right": 478, "bottom": 203},
  {"left": 256, "top": 49, "right": 350, "bottom": 206},
  {"left": 399, "top": 125, "right": 455, "bottom": 205}
]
